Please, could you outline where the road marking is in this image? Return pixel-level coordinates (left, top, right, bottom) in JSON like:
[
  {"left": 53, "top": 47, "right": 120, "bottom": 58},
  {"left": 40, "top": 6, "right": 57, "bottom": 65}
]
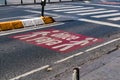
[
  {"left": 100, "top": 2, "right": 120, "bottom": 5},
  {"left": 46, "top": 5, "right": 72, "bottom": 9},
  {"left": 92, "top": 13, "right": 120, "bottom": 18},
  {"left": 77, "top": 10, "right": 118, "bottom": 16},
  {"left": 108, "top": 17, "right": 120, "bottom": 21},
  {"left": 25, "top": 10, "right": 71, "bottom": 19},
  {"left": 53, "top": 7, "right": 94, "bottom": 12},
  {"left": 12, "top": 30, "right": 101, "bottom": 53},
  {"left": 65, "top": 8, "right": 106, "bottom": 13},
  {"left": 9, "top": 37, "right": 120, "bottom": 80},
  {"left": 0, "top": 14, "right": 38, "bottom": 21},
  {"left": 81, "top": 3, "right": 120, "bottom": 8},
  {"left": 0, "top": 23, "right": 64, "bottom": 36},
  {"left": 78, "top": 18, "right": 120, "bottom": 28},
  {"left": 25, "top": 10, "right": 41, "bottom": 13},
  {"left": 9, "top": 65, "right": 50, "bottom": 80},
  {"left": 54, "top": 52, "right": 84, "bottom": 64},
  {"left": 54, "top": 37, "right": 120, "bottom": 64},
  {"left": 25, "top": 10, "right": 63, "bottom": 17},
  {"left": 45, "top": 6, "right": 83, "bottom": 10}
]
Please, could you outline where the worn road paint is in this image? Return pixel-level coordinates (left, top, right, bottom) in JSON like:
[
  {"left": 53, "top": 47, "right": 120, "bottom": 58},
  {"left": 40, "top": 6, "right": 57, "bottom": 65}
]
[{"left": 11, "top": 29, "right": 102, "bottom": 53}]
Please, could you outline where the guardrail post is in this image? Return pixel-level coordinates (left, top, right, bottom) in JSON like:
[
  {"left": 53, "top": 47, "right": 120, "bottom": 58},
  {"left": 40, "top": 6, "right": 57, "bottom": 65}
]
[
  {"left": 48, "top": 0, "right": 50, "bottom": 3},
  {"left": 34, "top": 0, "right": 36, "bottom": 4},
  {"left": 21, "top": 0, "right": 23, "bottom": 4},
  {"left": 41, "top": 0, "right": 46, "bottom": 16},
  {"left": 5, "top": 0, "right": 7, "bottom": 5},
  {"left": 72, "top": 68, "right": 80, "bottom": 80}
]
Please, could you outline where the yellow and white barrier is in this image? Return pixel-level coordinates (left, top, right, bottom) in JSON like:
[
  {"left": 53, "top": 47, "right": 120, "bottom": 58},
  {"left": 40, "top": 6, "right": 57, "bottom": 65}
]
[
  {"left": 0, "top": 20, "right": 24, "bottom": 31},
  {"left": 21, "top": 17, "right": 45, "bottom": 27},
  {"left": 40, "top": 16, "right": 55, "bottom": 24},
  {"left": 0, "top": 16, "right": 55, "bottom": 31}
]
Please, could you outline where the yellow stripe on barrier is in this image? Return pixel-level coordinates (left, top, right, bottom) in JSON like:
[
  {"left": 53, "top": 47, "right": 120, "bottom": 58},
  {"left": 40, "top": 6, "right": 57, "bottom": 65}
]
[
  {"left": 12, "top": 20, "right": 24, "bottom": 29},
  {"left": 0, "top": 21, "right": 14, "bottom": 31},
  {"left": 0, "top": 16, "right": 55, "bottom": 31},
  {"left": 0, "top": 20, "right": 24, "bottom": 31},
  {"left": 40, "top": 16, "right": 55, "bottom": 24}
]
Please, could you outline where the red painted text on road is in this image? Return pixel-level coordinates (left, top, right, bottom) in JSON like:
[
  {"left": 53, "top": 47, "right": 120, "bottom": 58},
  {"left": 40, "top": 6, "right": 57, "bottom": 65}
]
[{"left": 11, "top": 29, "right": 102, "bottom": 53}]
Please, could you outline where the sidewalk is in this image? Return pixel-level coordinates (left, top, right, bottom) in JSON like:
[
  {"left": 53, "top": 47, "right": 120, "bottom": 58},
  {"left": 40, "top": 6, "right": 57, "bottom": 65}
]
[
  {"left": 55, "top": 49, "right": 120, "bottom": 80},
  {"left": 81, "top": 49, "right": 120, "bottom": 80}
]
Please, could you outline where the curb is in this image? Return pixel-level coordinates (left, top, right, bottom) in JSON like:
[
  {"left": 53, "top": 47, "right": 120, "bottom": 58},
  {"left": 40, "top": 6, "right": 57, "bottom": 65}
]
[{"left": 0, "top": 16, "right": 55, "bottom": 31}]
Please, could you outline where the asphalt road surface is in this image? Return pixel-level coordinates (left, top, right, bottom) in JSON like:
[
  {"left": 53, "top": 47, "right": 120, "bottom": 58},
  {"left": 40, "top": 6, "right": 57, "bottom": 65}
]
[{"left": 0, "top": 2, "right": 120, "bottom": 80}]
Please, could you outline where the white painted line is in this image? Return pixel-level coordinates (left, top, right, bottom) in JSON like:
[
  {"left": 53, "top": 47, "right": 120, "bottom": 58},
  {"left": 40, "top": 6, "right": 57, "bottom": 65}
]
[
  {"left": 54, "top": 52, "right": 84, "bottom": 64},
  {"left": 0, "top": 17, "right": 19, "bottom": 21},
  {"left": 25, "top": 10, "right": 63, "bottom": 17},
  {"left": 65, "top": 8, "right": 106, "bottom": 13},
  {"left": 53, "top": 7, "right": 94, "bottom": 12},
  {"left": 0, "top": 23, "right": 64, "bottom": 36},
  {"left": 78, "top": 18, "right": 120, "bottom": 28},
  {"left": 45, "top": 5, "right": 72, "bottom": 9},
  {"left": 9, "top": 65, "right": 50, "bottom": 80},
  {"left": 45, "top": 6, "right": 83, "bottom": 10},
  {"left": 0, "top": 14, "right": 38, "bottom": 21},
  {"left": 54, "top": 37, "right": 120, "bottom": 64},
  {"left": 92, "top": 13, "right": 120, "bottom": 18},
  {"left": 25, "top": 10, "right": 41, "bottom": 14},
  {"left": 81, "top": 3, "right": 120, "bottom": 8},
  {"left": 84, "top": 1, "right": 90, "bottom": 3},
  {"left": 77, "top": 10, "right": 118, "bottom": 16},
  {"left": 108, "top": 17, "right": 120, "bottom": 21},
  {"left": 85, "top": 38, "right": 120, "bottom": 52},
  {"left": 45, "top": 12, "right": 63, "bottom": 17}
]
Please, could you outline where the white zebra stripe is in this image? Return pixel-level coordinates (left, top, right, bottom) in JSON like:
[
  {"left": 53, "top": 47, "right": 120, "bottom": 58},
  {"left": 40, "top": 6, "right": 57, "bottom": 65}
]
[
  {"left": 65, "top": 8, "right": 106, "bottom": 13},
  {"left": 92, "top": 13, "right": 120, "bottom": 18},
  {"left": 53, "top": 7, "right": 94, "bottom": 12},
  {"left": 77, "top": 10, "right": 118, "bottom": 16},
  {"left": 108, "top": 17, "right": 120, "bottom": 21},
  {"left": 45, "top": 6, "right": 83, "bottom": 10},
  {"left": 78, "top": 18, "right": 120, "bottom": 28}
]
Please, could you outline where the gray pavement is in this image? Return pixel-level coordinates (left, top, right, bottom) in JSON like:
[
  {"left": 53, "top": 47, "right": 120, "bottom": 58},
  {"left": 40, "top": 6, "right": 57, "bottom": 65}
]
[
  {"left": 82, "top": 61, "right": 120, "bottom": 80},
  {"left": 81, "top": 49, "right": 120, "bottom": 80},
  {"left": 53, "top": 49, "right": 120, "bottom": 80}
]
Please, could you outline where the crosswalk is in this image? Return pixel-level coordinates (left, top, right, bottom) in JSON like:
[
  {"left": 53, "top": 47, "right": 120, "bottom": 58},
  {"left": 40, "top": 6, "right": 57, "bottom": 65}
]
[
  {"left": 108, "top": 17, "right": 120, "bottom": 21},
  {"left": 79, "top": 18, "right": 120, "bottom": 28},
  {"left": 53, "top": 7, "right": 94, "bottom": 12},
  {"left": 45, "top": 5, "right": 120, "bottom": 22},
  {"left": 77, "top": 10, "right": 118, "bottom": 16},
  {"left": 92, "top": 12, "right": 120, "bottom": 18},
  {"left": 45, "top": 6, "right": 83, "bottom": 10},
  {"left": 25, "top": 4, "right": 120, "bottom": 27},
  {"left": 65, "top": 8, "right": 106, "bottom": 13}
]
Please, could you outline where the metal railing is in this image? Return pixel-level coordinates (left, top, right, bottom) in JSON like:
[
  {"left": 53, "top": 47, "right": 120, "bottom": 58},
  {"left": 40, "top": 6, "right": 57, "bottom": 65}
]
[{"left": 0, "top": 0, "right": 83, "bottom": 6}]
